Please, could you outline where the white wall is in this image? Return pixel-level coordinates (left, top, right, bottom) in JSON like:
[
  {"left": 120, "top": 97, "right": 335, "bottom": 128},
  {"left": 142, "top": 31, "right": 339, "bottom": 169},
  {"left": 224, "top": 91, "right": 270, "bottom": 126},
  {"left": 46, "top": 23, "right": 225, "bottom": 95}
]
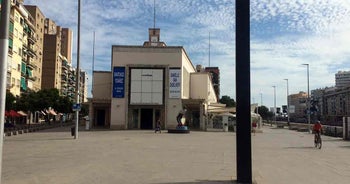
[{"left": 190, "top": 73, "right": 217, "bottom": 103}]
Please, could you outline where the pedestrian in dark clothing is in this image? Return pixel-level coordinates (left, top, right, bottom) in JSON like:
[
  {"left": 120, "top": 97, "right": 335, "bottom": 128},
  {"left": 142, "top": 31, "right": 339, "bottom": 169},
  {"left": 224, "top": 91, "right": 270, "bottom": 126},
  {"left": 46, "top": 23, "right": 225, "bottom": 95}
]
[{"left": 155, "top": 119, "right": 161, "bottom": 133}]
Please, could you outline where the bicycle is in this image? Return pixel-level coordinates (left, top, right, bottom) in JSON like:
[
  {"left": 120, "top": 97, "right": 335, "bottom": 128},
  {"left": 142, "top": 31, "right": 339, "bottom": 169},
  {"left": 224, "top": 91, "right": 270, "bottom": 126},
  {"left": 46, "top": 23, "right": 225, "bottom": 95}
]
[{"left": 314, "top": 132, "right": 322, "bottom": 149}]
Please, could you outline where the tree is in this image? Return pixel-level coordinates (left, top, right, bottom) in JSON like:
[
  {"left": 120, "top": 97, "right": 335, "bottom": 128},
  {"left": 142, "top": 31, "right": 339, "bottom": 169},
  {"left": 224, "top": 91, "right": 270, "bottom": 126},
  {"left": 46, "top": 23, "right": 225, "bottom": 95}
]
[
  {"left": 255, "top": 105, "right": 273, "bottom": 120},
  {"left": 5, "top": 91, "right": 16, "bottom": 111},
  {"left": 219, "top": 95, "right": 236, "bottom": 107}
]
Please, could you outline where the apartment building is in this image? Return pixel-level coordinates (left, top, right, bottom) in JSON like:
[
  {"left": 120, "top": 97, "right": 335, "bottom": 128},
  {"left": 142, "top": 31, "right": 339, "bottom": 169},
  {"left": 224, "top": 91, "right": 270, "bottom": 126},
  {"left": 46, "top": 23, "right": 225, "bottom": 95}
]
[
  {"left": 60, "top": 28, "right": 73, "bottom": 97},
  {"left": 3, "top": 0, "right": 37, "bottom": 96},
  {"left": 79, "top": 70, "right": 88, "bottom": 103},
  {"left": 41, "top": 19, "right": 62, "bottom": 90},
  {"left": 24, "top": 5, "right": 45, "bottom": 92},
  {"left": 335, "top": 71, "right": 350, "bottom": 89},
  {"left": 288, "top": 91, "right": 307, "bottom": 122}
]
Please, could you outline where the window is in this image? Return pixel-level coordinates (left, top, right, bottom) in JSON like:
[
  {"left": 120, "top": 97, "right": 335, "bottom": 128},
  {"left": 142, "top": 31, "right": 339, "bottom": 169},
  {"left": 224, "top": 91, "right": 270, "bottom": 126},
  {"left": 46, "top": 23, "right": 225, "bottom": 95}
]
[
  {"left": 9, "top": 22, "right": 14, "bottom": 33},
  {"left": 130, "top": 68, "right": 164, "bottom": 105},
  {"left": 14, "top": 28, "right": 18, "bottom": 37}
]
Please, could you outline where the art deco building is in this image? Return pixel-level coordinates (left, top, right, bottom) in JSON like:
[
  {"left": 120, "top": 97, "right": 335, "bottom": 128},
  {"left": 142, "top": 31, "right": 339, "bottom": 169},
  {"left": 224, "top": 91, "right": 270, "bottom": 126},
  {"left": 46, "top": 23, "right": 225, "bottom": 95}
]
[{"left": 90, "top": 28, "right": 218, "bottom": 130}]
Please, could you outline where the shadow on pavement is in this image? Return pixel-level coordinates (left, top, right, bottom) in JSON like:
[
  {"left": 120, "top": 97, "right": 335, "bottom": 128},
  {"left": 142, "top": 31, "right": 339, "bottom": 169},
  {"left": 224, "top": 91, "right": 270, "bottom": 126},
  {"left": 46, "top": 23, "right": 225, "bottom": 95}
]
[
  {"left": 5, "top": 137, "right": 73, "bottom": 142},
  {"left": 339, "top": 145, "right": 350, "bottom": 149},
  {"left": 322, "top": 138, "right": 344, "bottom": 142},
  {"left": 156, "top": 180, "right": 237, "bottom": 184},
  {"left": 284, "top": 146, "right": 317, "bottom": 149}
]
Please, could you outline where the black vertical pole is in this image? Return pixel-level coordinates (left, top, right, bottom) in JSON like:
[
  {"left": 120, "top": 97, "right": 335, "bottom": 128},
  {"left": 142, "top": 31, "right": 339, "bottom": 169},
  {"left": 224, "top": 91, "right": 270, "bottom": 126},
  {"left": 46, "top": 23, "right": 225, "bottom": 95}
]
[{"left": 236, "top": 0, "right": 252, "bottom": 183}]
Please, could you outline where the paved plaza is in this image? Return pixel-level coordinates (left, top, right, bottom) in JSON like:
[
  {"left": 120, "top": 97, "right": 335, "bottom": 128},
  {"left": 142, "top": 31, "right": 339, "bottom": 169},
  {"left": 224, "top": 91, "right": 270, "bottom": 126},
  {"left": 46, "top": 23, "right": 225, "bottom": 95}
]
[{"left": 2, "top": 125, "right": 350, "bottom": 184}]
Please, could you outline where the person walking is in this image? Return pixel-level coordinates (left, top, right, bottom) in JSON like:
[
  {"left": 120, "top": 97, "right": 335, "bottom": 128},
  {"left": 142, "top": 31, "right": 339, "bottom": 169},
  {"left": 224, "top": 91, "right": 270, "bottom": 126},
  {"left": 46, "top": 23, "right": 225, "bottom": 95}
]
[{"left": 155, "top": 119, "right": 161, "bottom": 133}]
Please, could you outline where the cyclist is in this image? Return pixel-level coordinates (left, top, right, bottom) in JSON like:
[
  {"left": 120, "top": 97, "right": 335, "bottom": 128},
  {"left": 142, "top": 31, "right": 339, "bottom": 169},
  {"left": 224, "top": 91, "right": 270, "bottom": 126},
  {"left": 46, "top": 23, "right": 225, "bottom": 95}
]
[{"left": 313, "top": 120, "right": 322, "bottom": 144}]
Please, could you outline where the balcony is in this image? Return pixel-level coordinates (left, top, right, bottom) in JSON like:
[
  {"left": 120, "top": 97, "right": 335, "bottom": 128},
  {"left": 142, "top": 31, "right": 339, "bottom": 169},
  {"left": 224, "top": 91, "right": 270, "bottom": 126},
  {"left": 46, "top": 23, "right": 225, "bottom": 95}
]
[
  {"left": 27, "top": 46, "right": 36, "bottom": 57},
  {"left": 28, "top": 34, "right": 36, "bottom": 44},
  {"left": 25, "top": 57, "right": 37, "bottom": 69}
]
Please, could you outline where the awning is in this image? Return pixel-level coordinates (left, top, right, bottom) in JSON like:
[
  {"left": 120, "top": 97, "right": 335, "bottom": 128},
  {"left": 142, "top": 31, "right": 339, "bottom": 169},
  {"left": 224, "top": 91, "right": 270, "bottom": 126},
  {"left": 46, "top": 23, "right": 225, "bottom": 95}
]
[
  {"left": 8, "top": 110, "right": 20, "bottom": 117},
  {"left": 17, "top": 111, "right": 28, "bottom": 116},
  {"left": 49, "top": 109, "right": 57, "bottom": 116}
]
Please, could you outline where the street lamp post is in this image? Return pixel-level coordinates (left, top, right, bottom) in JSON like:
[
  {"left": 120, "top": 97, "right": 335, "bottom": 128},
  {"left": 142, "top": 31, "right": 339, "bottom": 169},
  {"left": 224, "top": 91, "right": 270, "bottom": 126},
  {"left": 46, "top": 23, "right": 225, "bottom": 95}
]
[
  {"left": 302, "top": 64, "right": 311, "bottom": 133},
  {"left": 74, "top": 0, "right": 81, "bottom": 139},
  {"left": 284, "top": 79, "right": 290, "bottom": 126},
  {"left": 272, "top": 86, "right": 276, "bottom": 126}
]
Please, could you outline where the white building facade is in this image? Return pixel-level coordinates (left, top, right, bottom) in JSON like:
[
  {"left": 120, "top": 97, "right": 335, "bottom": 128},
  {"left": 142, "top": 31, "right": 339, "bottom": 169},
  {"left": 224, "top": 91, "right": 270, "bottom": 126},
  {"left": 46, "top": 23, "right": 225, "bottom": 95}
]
[{"left": 89, "top": 29, "right": 218, "bottom": 130}]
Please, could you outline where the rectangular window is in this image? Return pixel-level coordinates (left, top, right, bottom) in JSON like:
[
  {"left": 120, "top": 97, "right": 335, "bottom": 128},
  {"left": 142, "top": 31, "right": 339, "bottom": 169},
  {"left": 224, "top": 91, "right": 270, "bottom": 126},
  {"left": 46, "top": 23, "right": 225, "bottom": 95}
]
[
  {"left": 9, "top": 22, "right": 14, "bottom": 33},
  {"left": 130, "top": 68, "right": 164, "bottom": 105},
  {"left": 21, "top": 62, "right": 26, "bottom": 74},
  {"left": 8, "top": 38, "right": 13, "bottom": 48},
  {"left": 20, "top": 77, "right": 27, "bottom": 90}
]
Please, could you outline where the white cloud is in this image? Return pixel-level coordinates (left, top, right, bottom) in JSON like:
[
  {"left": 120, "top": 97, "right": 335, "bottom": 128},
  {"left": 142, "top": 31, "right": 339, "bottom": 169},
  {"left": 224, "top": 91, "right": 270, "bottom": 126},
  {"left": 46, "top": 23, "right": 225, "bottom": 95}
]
[{"left": 24, "top": 0, "right": 350, "bottom": 108}]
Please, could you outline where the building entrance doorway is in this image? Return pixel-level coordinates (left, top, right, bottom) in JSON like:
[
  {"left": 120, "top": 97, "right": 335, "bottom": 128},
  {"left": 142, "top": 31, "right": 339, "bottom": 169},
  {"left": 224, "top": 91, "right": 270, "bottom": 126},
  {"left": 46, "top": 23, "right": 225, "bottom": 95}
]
[
  {"left": 96, "top": 109, "right": 105, "bottom": 126},
  {"left": 141, "top": 108, "right": 153, "bottom": 129}
]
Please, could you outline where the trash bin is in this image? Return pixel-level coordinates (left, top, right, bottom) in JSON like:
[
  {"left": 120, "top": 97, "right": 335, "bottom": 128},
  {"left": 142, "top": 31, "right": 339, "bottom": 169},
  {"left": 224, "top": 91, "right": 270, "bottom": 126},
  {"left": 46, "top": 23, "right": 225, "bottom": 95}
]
[
  {"left": 71, "top": 126, "right": 75, "bottom": 136},
  {"left": 223, "top": 123, "right": 228, "bottom": 132}
]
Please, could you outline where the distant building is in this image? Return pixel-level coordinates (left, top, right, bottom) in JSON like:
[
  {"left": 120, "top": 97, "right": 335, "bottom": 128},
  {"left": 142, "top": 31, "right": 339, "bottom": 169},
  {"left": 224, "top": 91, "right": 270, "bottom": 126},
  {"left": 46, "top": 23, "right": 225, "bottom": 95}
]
[
  {"left": 312, "top": 86, "right": 350, "bottom": 126},
  {"left": 80, "top": 70, "right": 88, "bottom": 103},
  {"left": 335, "top": 71, "right": 350, "bottom": 88},
  {"left": 288, "top": 91, "right": 307, "bottom": 122},
  {"left": 42, "top": 19, "right": 63, "bottom": 90}
]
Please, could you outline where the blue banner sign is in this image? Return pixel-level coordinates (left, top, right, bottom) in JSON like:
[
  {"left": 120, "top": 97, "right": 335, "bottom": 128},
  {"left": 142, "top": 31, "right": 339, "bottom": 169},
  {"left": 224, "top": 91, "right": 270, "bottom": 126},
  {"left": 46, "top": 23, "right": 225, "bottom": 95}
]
[{"left": 113, "top": 67, "right": 125, "bottom": 98}]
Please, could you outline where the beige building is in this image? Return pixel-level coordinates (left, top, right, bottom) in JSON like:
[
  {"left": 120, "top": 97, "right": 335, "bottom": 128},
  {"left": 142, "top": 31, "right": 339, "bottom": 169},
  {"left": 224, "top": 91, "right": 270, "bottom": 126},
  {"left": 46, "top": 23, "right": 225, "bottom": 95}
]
[
  {"left": 288, "top": 91, "right": 307, "bottom": 122},
  {"left": 24, "top": 5, "right": 45, "bottom": 92},
  {"left": 80, "top": 70, "right": 88, "bottom": 103},
  {"left": 60, "top": 28, "right": 73, "bottom": 97},
  {"left": 90, "top": 28, "right": 218, "bottom": 130},
  {"left": 7, "top": 0, "right": 27, "bottom": 96}
]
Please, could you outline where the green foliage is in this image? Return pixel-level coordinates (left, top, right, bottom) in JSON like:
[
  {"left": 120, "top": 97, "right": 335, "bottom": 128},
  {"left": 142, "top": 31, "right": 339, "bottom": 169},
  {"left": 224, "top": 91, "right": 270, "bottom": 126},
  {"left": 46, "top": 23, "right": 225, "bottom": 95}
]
[
  {"left": 255, "top": 105, "right": 273, "bottom": 120},
  {"left": 80, "top": 104, "right": 89, "bottom": 116},
  {"left": 219, "top": 95, "right": 236, "bottom": 107},
  {"left": 5, "top": 91, "right": 16, "bottom": 111},
  {"left": 6, "top": 89, "right": 73, "bottom": 113}
]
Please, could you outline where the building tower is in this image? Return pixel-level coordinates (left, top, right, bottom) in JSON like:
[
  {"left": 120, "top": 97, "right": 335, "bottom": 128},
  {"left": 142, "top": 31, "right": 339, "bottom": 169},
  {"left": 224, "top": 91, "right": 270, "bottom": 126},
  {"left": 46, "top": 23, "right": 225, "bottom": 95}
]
[
  {"left": 24, "top": 5, "right": 46, "bottom": 92},
  {"left": 41, "top": 19, "right": 62, "bottom": 91},
  {"left": 60, "top": 28, "right": 73, "bottom": 97}
]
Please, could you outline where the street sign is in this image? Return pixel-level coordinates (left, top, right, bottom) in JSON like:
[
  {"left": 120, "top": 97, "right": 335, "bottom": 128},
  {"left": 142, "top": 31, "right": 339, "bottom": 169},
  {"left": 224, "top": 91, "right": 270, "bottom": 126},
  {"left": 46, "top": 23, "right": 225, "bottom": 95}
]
[{"left": 72, "top": 103, "right": 81, "bottom": 111}]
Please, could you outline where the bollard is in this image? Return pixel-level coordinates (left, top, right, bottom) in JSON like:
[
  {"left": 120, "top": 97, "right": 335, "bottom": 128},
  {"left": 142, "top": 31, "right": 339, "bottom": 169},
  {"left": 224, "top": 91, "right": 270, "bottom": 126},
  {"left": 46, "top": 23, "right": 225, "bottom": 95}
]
[
  {"left": 335, "top": 127, "right": 337, "bottom": 137},
  {"left": 71, "top": 126, "right": 75, "bottom": 136}
]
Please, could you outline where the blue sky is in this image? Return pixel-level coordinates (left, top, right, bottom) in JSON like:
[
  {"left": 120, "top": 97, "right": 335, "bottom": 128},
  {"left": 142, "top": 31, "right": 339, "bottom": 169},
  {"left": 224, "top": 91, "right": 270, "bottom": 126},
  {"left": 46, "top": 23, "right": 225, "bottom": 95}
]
[{"left": 26, "top": 0, "right": 350, "bottom": 108}]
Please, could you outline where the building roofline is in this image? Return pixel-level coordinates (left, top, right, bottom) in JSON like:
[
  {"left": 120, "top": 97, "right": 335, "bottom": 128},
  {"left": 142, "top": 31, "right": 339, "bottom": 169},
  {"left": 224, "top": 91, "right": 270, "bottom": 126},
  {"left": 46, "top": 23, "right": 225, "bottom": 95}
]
[{"left": 111, "top": 45, "right": 196, "bottom": 72}]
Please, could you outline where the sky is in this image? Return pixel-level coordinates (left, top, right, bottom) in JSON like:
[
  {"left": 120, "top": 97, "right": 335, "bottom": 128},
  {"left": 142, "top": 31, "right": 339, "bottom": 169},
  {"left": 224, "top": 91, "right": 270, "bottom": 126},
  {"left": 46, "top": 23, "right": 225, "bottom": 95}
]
[{"left": 25, "top": 0, "right": 350, "bottom": 109}]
